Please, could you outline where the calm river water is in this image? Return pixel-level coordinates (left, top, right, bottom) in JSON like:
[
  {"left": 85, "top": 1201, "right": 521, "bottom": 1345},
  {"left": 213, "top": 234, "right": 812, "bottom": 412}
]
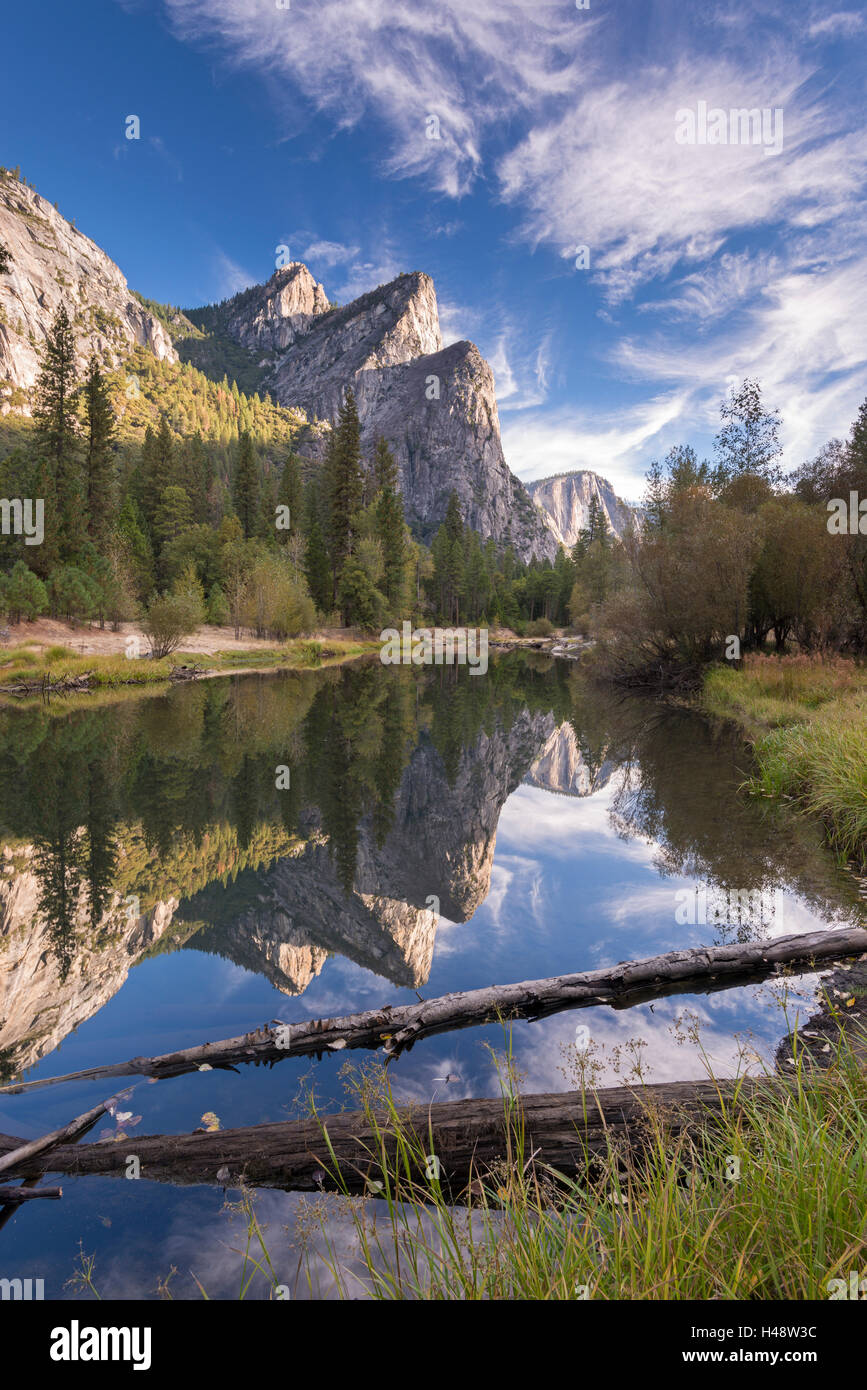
[{"left": 0, "top": 655, "right": 860, "bottom": 1296}]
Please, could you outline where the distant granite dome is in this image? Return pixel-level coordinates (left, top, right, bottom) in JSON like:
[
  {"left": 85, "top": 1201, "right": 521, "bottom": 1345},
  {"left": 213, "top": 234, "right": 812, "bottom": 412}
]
[{"left": 527, "top": 470, "right": 637, "bottom": 547}]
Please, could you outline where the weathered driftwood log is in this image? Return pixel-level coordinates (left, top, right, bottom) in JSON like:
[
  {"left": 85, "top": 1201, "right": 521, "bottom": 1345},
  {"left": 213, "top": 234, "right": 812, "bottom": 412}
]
[
  {"left": 0, "top": 1078, "right": 770, "bottom": 1195},
  {"left": 0, "top": 1099, "right": 113, "bottom": 1176},
  {"left": 0, "top": 671, "right": 96, "bottom": 696},
  {"left": 2, "top": 926, "right": 864, "bottom": 1096},
  {"left": 0, "top": 1185, "right": 62, "bottom": 1202}
]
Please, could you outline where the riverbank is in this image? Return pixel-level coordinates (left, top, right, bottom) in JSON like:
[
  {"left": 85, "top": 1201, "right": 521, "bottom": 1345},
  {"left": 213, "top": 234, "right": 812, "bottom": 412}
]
[
  {"left": 0, "top": 620, "right": 381, "bottom": 699},
  {"left": 702, "top": 652, "right": 867, "bottom": 868}
]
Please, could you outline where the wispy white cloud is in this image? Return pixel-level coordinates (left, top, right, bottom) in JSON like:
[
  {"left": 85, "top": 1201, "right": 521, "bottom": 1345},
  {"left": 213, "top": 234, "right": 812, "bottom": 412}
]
[
  {"left": 212, "top": 249, "right": 256, "bottom": 298},
  {"left": 612, "top": 254, "right": 867, "bottom": 469},
  {"left": 808, "top": 10, "right": 865, "bottom": 39},
  {"left": 503, "top": 391, "right": 689, "bottom": 499},
  {"left": 330, "top": 254, "right": 403, "bottom": 302},
  {"left": 163, "top": 0, "right": 867, "bottom": 463},
  {"left": 163, "top": 0, "right": 594, "bottom": 197},
  {"left": 301, "top": 239, "right": 361, "bottom": 267},
  {"left": 497, "top": 56, "right": 867, "bottom": 304},
  {"left": 437, "top": 297, "right": 481, "bottom": 346}
]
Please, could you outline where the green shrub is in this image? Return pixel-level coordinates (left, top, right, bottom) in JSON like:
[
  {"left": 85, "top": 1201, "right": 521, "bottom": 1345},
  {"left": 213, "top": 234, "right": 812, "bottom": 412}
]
[{"left": 141, "top": 591, "right": 202, "bottom": 659}]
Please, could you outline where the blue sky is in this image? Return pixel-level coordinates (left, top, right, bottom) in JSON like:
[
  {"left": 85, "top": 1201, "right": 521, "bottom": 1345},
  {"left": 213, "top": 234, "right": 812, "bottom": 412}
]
[{"left": 3, "top": 0, "right": 866, "bottom": 500}]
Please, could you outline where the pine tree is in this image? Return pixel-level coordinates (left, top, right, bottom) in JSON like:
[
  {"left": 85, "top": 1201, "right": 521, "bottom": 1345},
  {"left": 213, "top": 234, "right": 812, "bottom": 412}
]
[
  {"left": 373, "top": 437, "right": 406, "bottom": 610},
  {"left": 82, "top": 353, "right": 116, "bottom": 547},
  {"left": 154, "top": 485, "right": 194, "bottom": 553},
  {"left": 234, "top": 430, "right": 259, "bottom": 539},
  {"left": 326, "top": 387, "right": 364, "bottom": 597},
  {"left": 373, "top": 435, "right": 399, "bottom": 493},
  {"left": 179, "top": 433, "right": 209, "bottom": 523},
  {"left": 153, "top": 417, "right": 175, "bottom": 498},
  {"left": 117, "top": 494, "right": 155, "bottom": 598},
  {"left": 33, "top": 303, "right": 84, "bottom": 559},
  {"left": 276, "top": 453, "right": 303, "bottom": 544},
  {"left": 436, "top": 491, "right": 465, "bottom": 622},
  {"left": 138, "top": 420, "right": 173, "bottom": 530},
  {"left": 444, "top": 489, "right": 464, "bottom": 546},
  {"left": 303, "top": 480, "right": 331, "bottom": 612}
]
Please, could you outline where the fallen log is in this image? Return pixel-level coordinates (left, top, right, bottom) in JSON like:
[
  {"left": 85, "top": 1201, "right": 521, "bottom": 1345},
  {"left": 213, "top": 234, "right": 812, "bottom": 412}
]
[
  {"left": 0, "top": 671, "right": 96, "bottom": 696},
  {"left": 0, "top": 1078, "right": 769, "bottom": 1196},
  {"left": 0, "top": 1099, "right": 114, "bottom": 1176},
  {"left": 2, "top": 926, "right": 864, "bottom": 1096},
  {"left": 0, "top": 1185, "right": 62, "bottom": 1202}
]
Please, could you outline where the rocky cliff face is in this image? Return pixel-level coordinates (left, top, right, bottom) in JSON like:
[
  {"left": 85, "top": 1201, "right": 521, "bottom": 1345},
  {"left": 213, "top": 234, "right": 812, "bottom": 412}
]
[
  {"left": 0, "top": 174, "right": 176, "bottom": 405},
  {"left": 527, "top": 471, "right": 636, "bottom": 547},
  {"left": 220, "top": 268, "right": 558, "bottom": 560},
  {"left": 224, "top": 263, "right": 331, "bottom": 354}
]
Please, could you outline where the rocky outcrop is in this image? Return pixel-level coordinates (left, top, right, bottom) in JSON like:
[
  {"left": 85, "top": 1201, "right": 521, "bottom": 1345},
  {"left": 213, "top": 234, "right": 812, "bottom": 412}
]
[
  {"left": 222, "top": 268, "right": 557, "bottom": 561},
  {"left": 0, "top": 173, "right": 176, "bottom": 403},
  {"left": 352, "top": 340, "right": 554, "bottom": 552},
  {"left": 224, "top": 263, "right": 330, "bottom": 354},
  {"left": 527, "top": 471, "right": 636, "bottom": 547},
  {"left": 0, "top": 168, "right": 558, "bottom": 560}
]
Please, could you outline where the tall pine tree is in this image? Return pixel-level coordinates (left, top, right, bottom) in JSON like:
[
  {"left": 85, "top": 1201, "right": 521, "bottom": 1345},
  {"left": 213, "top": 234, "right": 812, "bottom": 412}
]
[
  {"left": 276, "top": 452, "right": 303, "bottom": 544},
  {"left": 33, "top": 303, "right": 85, "bottom": 560},
  {"left": 303, "top": 478, "right": 331, "bottom": 612},
  {"left": 326, "top": 387, "right": 363, "bottom": 600},
  {"left": 82, "top": 353, "right": 116, "bottom": 547},
  {"left": 373, "top": 437, "right": 406, "bottom": 611},
  {"left": 234, "top": 430, "right": 259, "bottom": 539}
]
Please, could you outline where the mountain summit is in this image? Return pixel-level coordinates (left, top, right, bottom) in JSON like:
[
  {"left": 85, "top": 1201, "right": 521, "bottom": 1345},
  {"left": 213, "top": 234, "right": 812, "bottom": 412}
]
[{"left": 203, "top": 266, "right": 557, "bottom": 559}]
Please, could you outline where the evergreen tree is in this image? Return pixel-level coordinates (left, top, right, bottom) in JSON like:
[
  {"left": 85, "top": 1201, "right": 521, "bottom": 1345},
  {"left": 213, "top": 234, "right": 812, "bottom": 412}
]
[
  {"left": 373, "top": 437, "right": 406, "bottom": 610},
  {"left": 137, "top": 420, "right": 174, "bottom": 531},
  {"left": 117, "top": 495, "right": 155, "bottom": 598},
  {"left": 154, "top": 485, "right": 194, "bottom": 554},
  {"left": 326, "top": 387, "right": 364, "bottom": 597},
  {"left": 277, "top": 453, "right": 303, "bottom": 538},
  {"left": 433, "top": 491, "right": 465, "bottom": 622},
  {"left": 234, "top": 430, "right": 259, "bottom": 539},
  {"left": 82, "top": 353, "right": 116, "bottom": 546},
  {"left": 152, "top": 417, "right": 175, "bottom": 498},
  {"left": 32, "top": 303, "right": 84, "bottom": 559},
  {"left": 303, "top": 479, "right": 332, "bottom": 613},
  {"left": 179, "top": 433, "right": 209, "bottom": 522}
]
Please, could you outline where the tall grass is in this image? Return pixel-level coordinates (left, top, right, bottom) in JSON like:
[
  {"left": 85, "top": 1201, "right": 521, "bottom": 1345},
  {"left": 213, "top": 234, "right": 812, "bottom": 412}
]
[
  {"left": 289, "top": 1025, "right": 867, "bottom": 1301},
  {"left": 704, "top": 653, "right": 867, "bottom": 865}
]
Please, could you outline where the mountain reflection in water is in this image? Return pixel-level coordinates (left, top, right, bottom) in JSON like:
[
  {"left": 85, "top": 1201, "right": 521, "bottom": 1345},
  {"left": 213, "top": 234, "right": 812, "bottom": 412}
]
[{"left": 0, "top": 653, "right": 859, "bottom": 1084}]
